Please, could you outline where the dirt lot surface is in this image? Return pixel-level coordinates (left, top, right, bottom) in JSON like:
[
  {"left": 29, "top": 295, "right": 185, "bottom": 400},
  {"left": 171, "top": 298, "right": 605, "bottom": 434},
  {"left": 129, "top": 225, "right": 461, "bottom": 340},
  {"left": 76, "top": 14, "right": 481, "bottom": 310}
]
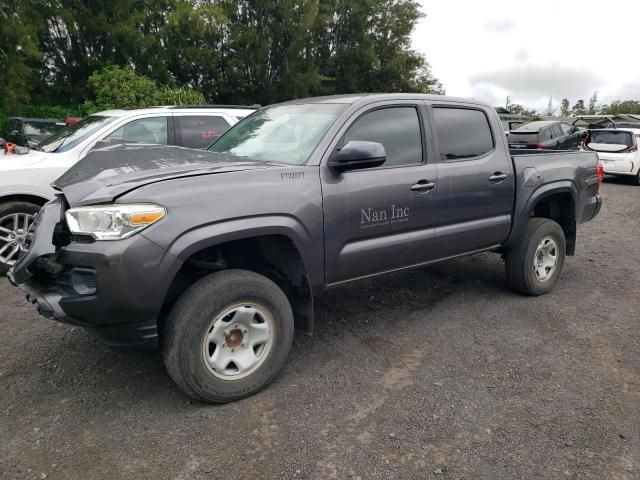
[{"left": 1, "top": 180, "right": 639, "bottom": 480}]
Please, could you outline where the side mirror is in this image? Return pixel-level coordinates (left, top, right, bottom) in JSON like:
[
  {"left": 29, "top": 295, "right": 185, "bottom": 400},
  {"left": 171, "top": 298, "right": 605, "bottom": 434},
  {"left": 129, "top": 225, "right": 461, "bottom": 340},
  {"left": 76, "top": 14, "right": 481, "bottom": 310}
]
[{"left": 328, "top": 141, "right": 386, "bottom": 173}]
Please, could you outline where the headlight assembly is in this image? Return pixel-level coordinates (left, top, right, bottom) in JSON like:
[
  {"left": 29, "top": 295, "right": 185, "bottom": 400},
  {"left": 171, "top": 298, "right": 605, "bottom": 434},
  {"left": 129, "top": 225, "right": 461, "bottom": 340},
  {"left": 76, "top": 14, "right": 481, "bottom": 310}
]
[{"left": 65, "top": 204, "right": 166, "bottom": 240}]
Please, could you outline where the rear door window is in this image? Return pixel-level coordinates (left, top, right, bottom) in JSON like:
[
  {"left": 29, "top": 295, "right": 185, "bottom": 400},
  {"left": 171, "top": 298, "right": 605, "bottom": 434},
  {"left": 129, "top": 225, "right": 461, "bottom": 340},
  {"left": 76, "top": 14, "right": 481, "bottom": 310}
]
[
  {"left": 433, "top": 107, "right": 494, "bottom": 160},
  {"left": 104, "top": 117, "right": 168, "bottom": 145},
  {"left": 175, "top": 115, "right": 231, "bottom": 149}
]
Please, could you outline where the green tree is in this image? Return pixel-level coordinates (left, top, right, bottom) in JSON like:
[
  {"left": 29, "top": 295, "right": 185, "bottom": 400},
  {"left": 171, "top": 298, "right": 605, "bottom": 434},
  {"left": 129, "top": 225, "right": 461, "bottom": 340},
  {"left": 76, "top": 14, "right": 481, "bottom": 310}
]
[
  {"left": 571, "top": 99, "right": 586, "bottom": 116},
  {"left": 506, "top": 103, "right": 538, "bottom": 117},
  {"left": 587, "top": 91, "right": 599, "bottom": 115},
  {"left": 599, "top": 100, "right": 640, "bottom": 115},
  {"left": 0, "top": 1, "right": 42, "bottom": 110},
  {"left": 560, "top": 98, "right": 570, "bottom": 117},
  {"left": 3, "top": 0, "right": 443, "bottom": 108}
]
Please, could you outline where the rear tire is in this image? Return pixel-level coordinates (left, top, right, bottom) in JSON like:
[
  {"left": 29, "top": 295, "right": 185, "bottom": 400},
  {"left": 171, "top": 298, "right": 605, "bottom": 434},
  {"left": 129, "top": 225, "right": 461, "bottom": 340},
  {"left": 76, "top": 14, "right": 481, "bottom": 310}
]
[
  {"left": 633, "top": 170, "right": 640, "bottom": 186},
  {"left": 162, "top": 269, "right": 294, "bottom": 403},
  {"left": 505, "top": 218, "right": 566, "bottom": 296},
  {"left": 0, "top": 201, "right": 40, "bottom": 275}
]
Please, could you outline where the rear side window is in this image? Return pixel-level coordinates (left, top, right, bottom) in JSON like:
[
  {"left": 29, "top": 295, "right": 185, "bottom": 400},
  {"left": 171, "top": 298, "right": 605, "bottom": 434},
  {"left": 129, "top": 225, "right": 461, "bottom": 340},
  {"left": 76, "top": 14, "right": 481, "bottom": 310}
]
[
  {"left": 433, "top": 108, "right": 494, "bottom": 160},
  {"left": 560, "top": 123, "right": 574, "bottom": 135},
  {"left": 540, "top": 128, "right": 553, "bottom": 142},
  {"left": 343, "top": 107, "right": 423, "bottom": 167},
  {"left": 552, "top": 125, "right": 563, "bottom": 138},
  {"left": 176, "top": 115, "right": 231, "bottom": 149}
]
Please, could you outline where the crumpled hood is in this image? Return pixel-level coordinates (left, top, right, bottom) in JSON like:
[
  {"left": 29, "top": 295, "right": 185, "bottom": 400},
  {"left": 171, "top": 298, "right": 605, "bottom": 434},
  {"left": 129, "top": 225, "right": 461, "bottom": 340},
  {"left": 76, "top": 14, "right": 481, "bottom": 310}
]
[{"left": 54, "top": 143, "right": 275, "bottom": 206}]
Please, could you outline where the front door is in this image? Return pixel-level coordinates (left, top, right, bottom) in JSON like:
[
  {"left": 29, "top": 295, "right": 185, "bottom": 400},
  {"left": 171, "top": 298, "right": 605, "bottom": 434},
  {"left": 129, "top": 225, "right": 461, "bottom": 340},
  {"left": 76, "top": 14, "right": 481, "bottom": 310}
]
[{"left": 321, "top": 103, "right": 439, "bottom": 285}]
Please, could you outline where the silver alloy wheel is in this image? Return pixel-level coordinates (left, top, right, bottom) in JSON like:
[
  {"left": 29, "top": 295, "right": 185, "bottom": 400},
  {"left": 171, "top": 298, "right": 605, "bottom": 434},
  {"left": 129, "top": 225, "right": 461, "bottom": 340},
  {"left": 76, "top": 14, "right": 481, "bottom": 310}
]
[
  {"left": 0, "top": 213, "right": 35, "bottom": 267},
  {"left": 202, "top": 303, "right": 274, "bottom": 380},
  {"left": 533, "top": 236, "right": 558, "bottom": 281}
]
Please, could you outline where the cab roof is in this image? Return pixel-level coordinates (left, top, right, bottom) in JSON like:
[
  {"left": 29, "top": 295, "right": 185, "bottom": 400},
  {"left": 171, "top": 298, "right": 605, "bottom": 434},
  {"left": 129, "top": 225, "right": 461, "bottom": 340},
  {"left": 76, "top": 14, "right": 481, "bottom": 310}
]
[{"left": 275, "top": 93, "right": 491, "bottom": 108}]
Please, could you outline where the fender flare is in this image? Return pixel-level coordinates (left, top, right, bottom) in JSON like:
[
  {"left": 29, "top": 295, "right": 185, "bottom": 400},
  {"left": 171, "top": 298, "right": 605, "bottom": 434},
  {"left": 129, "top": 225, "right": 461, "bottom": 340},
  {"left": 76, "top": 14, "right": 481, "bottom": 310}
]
[
  {"left": 162, "top": 215, "right": 320, "bottom": 334},
  {"left": 505, "top": 180, "right": 578, "bottom": 248}
]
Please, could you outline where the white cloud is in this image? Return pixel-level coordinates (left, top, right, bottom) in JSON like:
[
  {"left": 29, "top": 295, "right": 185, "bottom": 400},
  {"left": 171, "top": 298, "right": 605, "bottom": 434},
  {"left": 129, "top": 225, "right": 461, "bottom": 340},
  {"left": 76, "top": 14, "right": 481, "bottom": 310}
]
[
  {"left": 471, "top": 64, "right": 603, "bottom": 103},
  {"left": 412, "top": 0, "right": 640, "bottom": 109},
  {"left": 485, "top": 18, "right": 516, "bottom": 33}
]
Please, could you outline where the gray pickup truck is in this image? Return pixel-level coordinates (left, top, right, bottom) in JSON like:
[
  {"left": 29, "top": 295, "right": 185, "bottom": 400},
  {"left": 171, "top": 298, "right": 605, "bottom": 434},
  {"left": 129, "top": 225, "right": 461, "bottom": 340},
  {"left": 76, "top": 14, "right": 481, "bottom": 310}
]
[{"left": 8, "top": 94, "right": 602, "bottom": 403}]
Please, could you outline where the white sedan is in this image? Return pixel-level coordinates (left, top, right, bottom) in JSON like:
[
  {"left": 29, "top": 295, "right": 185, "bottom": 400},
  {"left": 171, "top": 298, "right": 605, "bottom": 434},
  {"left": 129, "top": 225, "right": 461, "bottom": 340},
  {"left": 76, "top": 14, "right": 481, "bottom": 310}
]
[{"left": 0, "top": 105, "right": 255, "bottom": 272}]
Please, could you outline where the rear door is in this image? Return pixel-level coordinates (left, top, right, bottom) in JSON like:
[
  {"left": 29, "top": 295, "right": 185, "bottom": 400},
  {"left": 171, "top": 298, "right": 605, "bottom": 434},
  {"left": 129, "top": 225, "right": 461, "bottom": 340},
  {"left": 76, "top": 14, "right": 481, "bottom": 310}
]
[
  {"left": 321, "top": 101, "right": 440, "bottom": 284},
  {"left": 428, "top": 104, "right": 515, "bottom": 258}
]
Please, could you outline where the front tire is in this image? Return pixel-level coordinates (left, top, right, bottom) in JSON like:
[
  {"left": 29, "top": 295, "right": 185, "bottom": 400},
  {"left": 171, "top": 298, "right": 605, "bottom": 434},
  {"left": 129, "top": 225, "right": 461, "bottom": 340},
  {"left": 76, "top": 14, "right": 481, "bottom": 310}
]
[
  {"left": 505, "top": 218, "right": 566, "bottom": 296},
  {"left": 0, "top": 201, "right": 40, "bottom": 275},
  {"left": 162, "top": 269, "right": 294, "bottom": 403}
]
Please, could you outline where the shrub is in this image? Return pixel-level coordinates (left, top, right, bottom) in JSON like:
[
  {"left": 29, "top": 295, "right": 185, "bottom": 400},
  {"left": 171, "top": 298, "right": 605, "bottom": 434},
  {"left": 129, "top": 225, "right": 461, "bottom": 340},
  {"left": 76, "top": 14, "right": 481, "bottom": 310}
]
[{"left": 84, "top": 66, "right": 205, "bottom": 112}]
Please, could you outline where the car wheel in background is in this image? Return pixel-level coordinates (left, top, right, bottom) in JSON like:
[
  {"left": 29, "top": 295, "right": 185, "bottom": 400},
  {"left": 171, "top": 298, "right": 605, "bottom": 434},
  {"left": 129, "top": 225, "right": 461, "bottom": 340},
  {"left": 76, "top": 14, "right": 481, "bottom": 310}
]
[
  {"left": 162, "top": 269, "right": 294, "bottom": 403},
  {"left": 505, "top": 218, "right": 566, "bottom": 296},
  {"left": 0, "top": 201, "right": 40, "bottom": 275}
]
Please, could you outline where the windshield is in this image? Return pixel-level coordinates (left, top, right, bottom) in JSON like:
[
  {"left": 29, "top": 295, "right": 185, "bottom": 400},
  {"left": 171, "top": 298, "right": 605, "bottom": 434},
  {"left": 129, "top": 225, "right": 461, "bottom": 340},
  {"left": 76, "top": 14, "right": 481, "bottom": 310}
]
[
  {"left": 38, "top": 115, "right": 117, "bottom": 153},
  {"left": 24, "top": 121, "right": 64, "bottom": 139},
  {"left": 209, "top": 103, "right": 348, "bottom": 165}
]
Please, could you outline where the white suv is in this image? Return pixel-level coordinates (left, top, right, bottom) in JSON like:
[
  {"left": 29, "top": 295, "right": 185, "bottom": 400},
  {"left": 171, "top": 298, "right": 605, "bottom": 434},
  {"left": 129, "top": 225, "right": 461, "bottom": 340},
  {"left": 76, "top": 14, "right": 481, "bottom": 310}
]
[
  {"left": 0, "top": 105, "right": 256, "bottom": 272},
  {"left": 584, "top": 128, "right": 640, "bottom": 185}
]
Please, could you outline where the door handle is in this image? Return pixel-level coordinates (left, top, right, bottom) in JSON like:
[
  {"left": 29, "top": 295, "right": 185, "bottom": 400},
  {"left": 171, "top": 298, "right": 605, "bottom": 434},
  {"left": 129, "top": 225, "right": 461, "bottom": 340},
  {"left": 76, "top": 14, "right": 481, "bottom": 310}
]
[
  {"left": 489, "top": 172, "right": 508, "bottom": 182},
  {"left": 410, "top": 180, "right": 436, "bottom": 192}
]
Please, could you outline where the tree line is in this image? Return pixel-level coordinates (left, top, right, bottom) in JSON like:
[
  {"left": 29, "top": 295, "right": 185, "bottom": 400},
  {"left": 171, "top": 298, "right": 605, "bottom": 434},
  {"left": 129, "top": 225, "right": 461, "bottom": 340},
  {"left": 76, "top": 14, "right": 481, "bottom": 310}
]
[
  {"left": 506, "top": 91, "right": 640, "bottom": 118},
  {"left": 0, "top": 0, "right": 443, "bottom": 115}
]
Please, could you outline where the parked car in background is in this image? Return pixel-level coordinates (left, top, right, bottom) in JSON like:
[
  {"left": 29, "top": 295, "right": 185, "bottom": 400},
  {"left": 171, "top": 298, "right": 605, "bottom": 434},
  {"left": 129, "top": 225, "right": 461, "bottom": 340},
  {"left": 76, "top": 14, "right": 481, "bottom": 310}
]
[
  {"left": 583, "top": 128, "right": 640, "bottom": 185},
  {"left": 0, "top": 105, "right": 256, "bottom": 273},
  {"left": 508, "top": 120, "right": 584, "bottom": 150},
  {"left": 2, "top": 117, "right": 65, "bottom": 148}
]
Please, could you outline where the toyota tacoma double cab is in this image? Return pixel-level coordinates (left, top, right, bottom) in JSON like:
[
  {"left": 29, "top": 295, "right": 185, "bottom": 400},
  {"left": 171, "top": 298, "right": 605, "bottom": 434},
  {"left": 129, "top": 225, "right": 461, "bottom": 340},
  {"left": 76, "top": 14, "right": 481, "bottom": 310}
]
[{"left": 8, "top": 94, "right": 602, "bottom": 403}]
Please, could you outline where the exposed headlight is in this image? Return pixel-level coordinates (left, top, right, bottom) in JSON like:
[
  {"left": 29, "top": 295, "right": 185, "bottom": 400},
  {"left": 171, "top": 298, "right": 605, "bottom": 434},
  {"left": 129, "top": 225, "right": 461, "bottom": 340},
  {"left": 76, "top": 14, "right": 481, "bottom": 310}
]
[{"left": 65, "top": 204, "right": 166, "bottom": 240}]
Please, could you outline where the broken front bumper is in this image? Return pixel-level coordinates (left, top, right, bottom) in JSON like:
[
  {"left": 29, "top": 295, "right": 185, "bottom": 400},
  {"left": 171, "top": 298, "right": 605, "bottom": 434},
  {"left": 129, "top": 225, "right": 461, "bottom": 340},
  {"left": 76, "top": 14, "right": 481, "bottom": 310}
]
[{"left": 9, "top": 198, "right": 182, "bottom": 349}]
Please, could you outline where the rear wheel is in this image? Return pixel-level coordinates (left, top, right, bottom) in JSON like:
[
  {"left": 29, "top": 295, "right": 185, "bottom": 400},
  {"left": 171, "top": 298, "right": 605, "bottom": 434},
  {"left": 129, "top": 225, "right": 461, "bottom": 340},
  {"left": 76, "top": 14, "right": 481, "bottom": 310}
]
[
  {"left": 505, "top": 218, "right": 566, "bottom": 296},
  {"left": 0, "top": 201, "right": 39, "bottom": 274},
  {"left": 162, "top": 269, "right": 294, "bottom": 403},
  {"left": 633, "top": 169, "right": 640, "bottom": 186}
]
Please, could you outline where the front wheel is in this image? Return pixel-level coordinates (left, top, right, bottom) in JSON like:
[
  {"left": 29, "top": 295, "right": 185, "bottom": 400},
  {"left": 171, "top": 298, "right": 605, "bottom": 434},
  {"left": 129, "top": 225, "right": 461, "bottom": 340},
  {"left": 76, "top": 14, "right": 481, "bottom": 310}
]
[
  {"left": 0, "top": 201, "right": 40, "bottom": 274},
  {"left": 505, "top": 218, "right": 566, "bottom": 296},
  {"left": 162, "top": 269, "right": 294, "bottom": 403}
]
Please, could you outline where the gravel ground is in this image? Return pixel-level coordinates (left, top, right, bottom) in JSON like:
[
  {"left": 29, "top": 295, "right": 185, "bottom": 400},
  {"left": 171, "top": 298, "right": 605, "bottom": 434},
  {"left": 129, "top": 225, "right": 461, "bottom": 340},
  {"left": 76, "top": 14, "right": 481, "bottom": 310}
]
[{"left": 1, "top": 180, "right": 639, "bottom": 480}]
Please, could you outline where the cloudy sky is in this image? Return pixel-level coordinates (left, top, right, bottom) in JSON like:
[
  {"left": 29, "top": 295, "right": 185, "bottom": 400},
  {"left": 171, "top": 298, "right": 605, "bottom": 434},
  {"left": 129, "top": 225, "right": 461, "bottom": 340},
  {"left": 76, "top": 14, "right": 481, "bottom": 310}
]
[{"left": 412, "top": 0, "right": 640, "bottom": 110}]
